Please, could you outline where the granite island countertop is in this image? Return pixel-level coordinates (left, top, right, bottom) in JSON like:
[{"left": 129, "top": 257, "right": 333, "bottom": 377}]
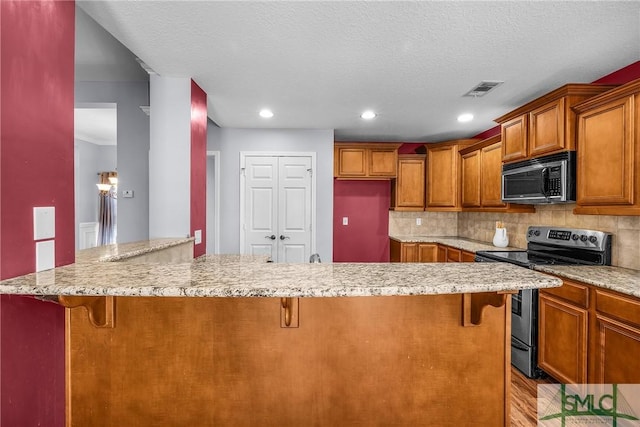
[{"left": 0, "top": 255, "right": 561, "bottom": 298}]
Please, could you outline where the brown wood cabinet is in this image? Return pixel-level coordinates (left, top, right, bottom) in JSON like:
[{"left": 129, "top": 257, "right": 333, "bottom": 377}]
[
  {"left": 426, "top": 139, "right": 478, "bottom": 211},
  {"left": 390, "top": 240, "right": 438, "bottom": 263},
  {"left": 391, "top": 154, "right": 426, "bottom": 211},
  {"left": 495, "top": 84, "right": 617, "bottom": 163},
  {"left": 539, "top": 276, "right": 640, "bottom": 384},
  {"left": 572, "top": 79, "right": 640, "bottom": 215},
  {"left": 390, "top": 240, "right": 473, "bottom": 263},
  {"left": 459, "top": 136, "right": 534, "bottom": 213},
  {"left": 334, "top": 142, "right": 401, "bottom": 179},
  {"left": 438, "top": 244, "right": 474, "bottom": 263},
  {"left": 539, "top": 282, "right": 589, "bottom": 384}
]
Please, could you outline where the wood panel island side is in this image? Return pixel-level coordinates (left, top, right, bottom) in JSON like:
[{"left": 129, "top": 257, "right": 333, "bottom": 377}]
[{"left": 0, "top": 240, "right": 561, "bottom": 427}]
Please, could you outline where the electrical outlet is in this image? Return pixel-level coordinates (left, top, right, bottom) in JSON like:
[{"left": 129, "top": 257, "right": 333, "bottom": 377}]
[
  {"left": 194, "top": 230, "right": 202, "bottom": 244},
  {"left": 416, "top": 218, "right": 422, "bottom": 226},
  {"left": 342, "top": 217, "right": 349, "bottom": 226}
]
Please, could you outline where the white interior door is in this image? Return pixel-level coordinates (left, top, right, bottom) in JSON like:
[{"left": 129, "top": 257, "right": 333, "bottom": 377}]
[{"left": 242, "top": 155, "right": 312, "bottom": 263}]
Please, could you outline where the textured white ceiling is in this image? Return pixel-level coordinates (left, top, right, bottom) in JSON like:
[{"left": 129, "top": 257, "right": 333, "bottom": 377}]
[
  {"left": 75, "top": 107, "right": 117, "bottom": 145},
  {"left": 78, "top": 1, "right": 640, "bottom": 142}
]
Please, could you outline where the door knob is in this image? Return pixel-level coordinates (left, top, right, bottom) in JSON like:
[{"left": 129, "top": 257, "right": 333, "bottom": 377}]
[
  {"left": 279, "top": 235, "right": 290, "bottom": 240},
  {"left": 265, "top": 235, "right": 276, "bottom": 240}
]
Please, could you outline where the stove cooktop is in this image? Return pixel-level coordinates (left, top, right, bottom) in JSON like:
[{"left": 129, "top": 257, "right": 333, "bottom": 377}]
[{"left": 474, "top": 250, "right": 572, "bottom": 268}]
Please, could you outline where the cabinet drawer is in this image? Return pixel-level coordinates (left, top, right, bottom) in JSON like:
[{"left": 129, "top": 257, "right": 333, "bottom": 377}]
[
  {"left": 540, "top": 279, "right": 589, "bottom": 308},
  {"left": 595, "top": 289, "right": 640, "bottom": 328}
]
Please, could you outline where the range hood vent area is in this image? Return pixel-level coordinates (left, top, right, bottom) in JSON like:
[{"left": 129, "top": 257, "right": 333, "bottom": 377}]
[{"left": 464, "top": 81, "right": 504, "bottom": 97}]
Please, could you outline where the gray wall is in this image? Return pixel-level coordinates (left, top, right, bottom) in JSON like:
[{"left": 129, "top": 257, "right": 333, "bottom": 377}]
[
  {"left": 74, "top": 140, "right": 117, "bottom": 249},
  {"left": 75, "top": 81, "right": 150, "bottom": 244},
  {"left": 207, "top": 126, "right": 334, "bottom": 261},
  {"left": 148, "top": 76, "right": 191, "bottom": 239}
]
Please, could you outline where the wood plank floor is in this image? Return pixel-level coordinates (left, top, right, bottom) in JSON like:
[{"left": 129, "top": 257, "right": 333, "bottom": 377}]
[{"left": 511, "top": 367, "right": 556, "bottom": 427}]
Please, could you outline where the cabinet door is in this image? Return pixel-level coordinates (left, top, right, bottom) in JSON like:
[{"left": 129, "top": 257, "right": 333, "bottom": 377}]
[
  {"left": 394, "top": 156, "right": 425, "bottom": 209},
  {"left": 427, "top": 145, "right": 458, "bottom": 208},
  {"left": 446, "top": 247, "right": 461, "bottom": 263},
  {"left": 480, "top": 142, "right": 506, "bottom": 207},
  {"left": 335, "top": 147, "right": 367, "bottom": 177},
  {"left": 529, "top": 98, "right": 566, "bottom": 157},
  {"left": 501, "top": 115, "right": 528, "bottom": 163},
  {"left": 437, "top": 245, "right": 447, "bottom": 262},
  {"left": 401, "top": 243, "right": 418, "bottom": 263},
  {"left": 538, "top": 293, "right": 588, "bottom": 383},
  {"left": 576, "top": 95, "right": 634, "bottom": 206},
  {"left": 461, "top": 150, "right": 481, "bottom": 208},
  {"left": 461, "top": 250, "right": 475, "bottom": 263},
  {"left": 592, "top": 316, "right": 640, "bottom": 384},
  {"left": 418, "top": 243, "right": 438, "bottom": 263},
  {"left": 369, "top": 148, "right": 397, "bottom": 177}
]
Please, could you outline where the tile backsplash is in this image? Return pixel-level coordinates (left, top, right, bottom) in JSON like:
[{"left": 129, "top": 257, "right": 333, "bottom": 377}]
[
  {"left": 389, "top": 211, "right": 458, "bottom": 237},
  {"left": 390, "top": 205, "right": 640, "bottom": 270}
]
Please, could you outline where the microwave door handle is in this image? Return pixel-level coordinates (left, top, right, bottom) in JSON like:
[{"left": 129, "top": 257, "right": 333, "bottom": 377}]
[{"left": 540, "top": 167, "right": 550, "bottom": 197}]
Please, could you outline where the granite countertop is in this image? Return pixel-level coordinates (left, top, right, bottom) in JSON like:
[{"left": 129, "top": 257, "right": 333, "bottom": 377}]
[
  {"left": 390, "top": 235, "right": 640, "bottom": 298},
  {"left": 389, "top": 235, "right": 523, "bottom": 253},
  {"left": 0, "top": 256, "right": 560, "bottom": 298},
  {"left": 75, "top": 238, "right": 195, "bottom": 263},
  {"left": 534, "top": 265, "right": 640, "bottom": 299}
]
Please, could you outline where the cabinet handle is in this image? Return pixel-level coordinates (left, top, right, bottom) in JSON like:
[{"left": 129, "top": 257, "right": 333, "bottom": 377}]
[
  {"left": 279, "top": 235, "right": 290, "bottom": 240},
  {"left": 265, "top": 235, "right": 276, "bottom": 240},
  {"left": 281, "top": 297, "right": 293, "bottom": 326}
]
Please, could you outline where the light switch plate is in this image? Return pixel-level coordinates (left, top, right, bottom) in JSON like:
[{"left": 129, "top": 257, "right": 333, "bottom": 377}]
[
  {"left": 416, "top": 218, "right": 422, "bottom": 226},
  {"left": 36, "top": 240, "right": 55, "bottom": 272},
  {"left": 122, "top": 190, "right": 134, "bottom": 198},
  {"left": 33, "top": 207, "right": 55, "bottom": 240},
  {"left": 194, "top": 229, "right": 202, "bottom": 244},
  {"left": 342, "top": 217, "right": 349, "bottom": 226}
]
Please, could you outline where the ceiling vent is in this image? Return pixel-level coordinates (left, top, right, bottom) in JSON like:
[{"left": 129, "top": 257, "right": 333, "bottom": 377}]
[{"left": 464, "top": 81, "right": 504, "bottom": 97}]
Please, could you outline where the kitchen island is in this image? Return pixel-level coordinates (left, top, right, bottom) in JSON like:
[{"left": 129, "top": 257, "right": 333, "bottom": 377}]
[{"left": 0, "top": 241, "right": 561, "bottom": 426}]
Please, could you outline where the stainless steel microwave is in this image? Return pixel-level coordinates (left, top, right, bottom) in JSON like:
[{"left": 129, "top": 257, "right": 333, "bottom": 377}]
[{"left": 501, "top": 151, "right": 576, "bottom": 204}]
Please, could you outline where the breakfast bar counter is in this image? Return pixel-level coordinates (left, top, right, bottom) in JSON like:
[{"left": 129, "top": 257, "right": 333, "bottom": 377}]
[{"left": 0, "top": 241, "right": 561, "bottom": 427}]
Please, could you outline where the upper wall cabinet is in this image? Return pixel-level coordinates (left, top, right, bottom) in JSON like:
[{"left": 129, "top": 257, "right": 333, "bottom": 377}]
[
  {"left": 391, "top": 154, "right": 426, "bottom": 211},
  {"left": 495, "top": 84, "right": 617, "bottom": 163},
  {"left": 572, "top": 78, "right": 640, "bottom": 215},
  {"left": 426, "top": 139, "right": 478, "bottom": 211},
  {"left": 334, "top": 142, "right": 401, "bottom": 179},
  {"left": 459, "top": 136, "right": 535, "bottom": 213}
]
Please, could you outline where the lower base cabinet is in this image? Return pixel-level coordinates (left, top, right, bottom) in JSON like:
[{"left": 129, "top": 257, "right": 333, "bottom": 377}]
[
  {"left": 390, "top": 240, "right": 474, "bottom": 263},
  {"left": 539, "top": 277, "right": 640, "bottom": 384}
]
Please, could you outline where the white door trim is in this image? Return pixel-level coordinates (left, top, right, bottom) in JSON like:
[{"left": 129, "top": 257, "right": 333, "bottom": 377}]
[
  {"left": 207, "top": 151, "right": 221, "bottom": 254},
  {"left": 239, "top": 151, "right": 317, "bottom": 258}
]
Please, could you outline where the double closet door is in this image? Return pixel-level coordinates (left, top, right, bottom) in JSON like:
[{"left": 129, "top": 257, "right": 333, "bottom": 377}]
[{"left": 242, "top": 155, "right": 313, "bottom": 263}]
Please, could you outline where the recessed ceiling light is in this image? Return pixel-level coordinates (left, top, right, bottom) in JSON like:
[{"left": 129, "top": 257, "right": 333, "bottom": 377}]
[
  {"left": 259, "top": 109, "right": 274, "bottom": 118},
  {"left": 360, "top": 110, "right": 376, "bottom": 120},
  {"left": 457, "top": 113, "right": 474, "bottom": 123}
]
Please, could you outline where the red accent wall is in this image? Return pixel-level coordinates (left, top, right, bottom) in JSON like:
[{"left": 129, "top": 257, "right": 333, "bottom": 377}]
[
  {"left": 1, "top": 0, "right": 75, "bottom": 278},
  {"left": 0, "top": 1, "right": 74, "bottom": 425},
  {"left": 190, "top": 80, "right": 207, "bottom": 258},
  {"left": 333, "top": 180, "right": 390, "bottom": 262},
  {"left": 592, "top": 61, "right": 640, "bottom": 84}
]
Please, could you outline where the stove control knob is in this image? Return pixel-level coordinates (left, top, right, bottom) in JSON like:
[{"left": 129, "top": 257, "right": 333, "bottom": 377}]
[
  {"left": 580, "top": 235, "right": 588, "bottom": 242},
  {"left": 533, "top": 229, "right": 540, "bottom": 237},
  {"left": 588, "top": 236, "right": 598, "bottom": 244},
  {"left": 571, "top": 234, "right": 579, "bottom": 241}
]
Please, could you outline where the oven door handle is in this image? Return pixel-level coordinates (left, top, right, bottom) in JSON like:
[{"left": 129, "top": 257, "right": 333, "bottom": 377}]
[{"left": 512, "top": 340, "right": 529, "bottom": 352}]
